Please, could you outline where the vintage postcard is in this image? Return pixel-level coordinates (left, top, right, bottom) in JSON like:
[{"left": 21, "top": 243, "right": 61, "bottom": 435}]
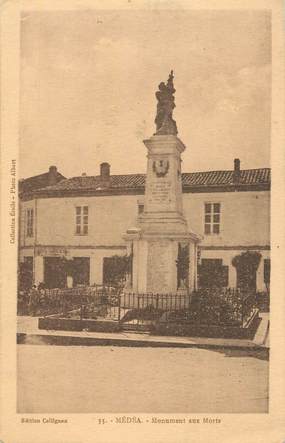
[{"left": 1, "top": 0, "right": 285, "bottom": 442}]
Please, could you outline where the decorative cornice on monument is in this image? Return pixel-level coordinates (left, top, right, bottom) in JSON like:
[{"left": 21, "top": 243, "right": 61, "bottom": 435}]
[
  {"left": 143, "top": 135, "right": 186, "bottom": 154},
  {"left": 123, "top": 230, "right": 201, "bottom": 242}
]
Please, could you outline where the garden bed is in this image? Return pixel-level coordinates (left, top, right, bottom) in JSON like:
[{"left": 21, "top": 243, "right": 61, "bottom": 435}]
[
  {"left": 152, "top": 309, "right": 260, "bottom": 339},
  {"left": 38, "top": 317, "right": 123, "bottom": 333}
]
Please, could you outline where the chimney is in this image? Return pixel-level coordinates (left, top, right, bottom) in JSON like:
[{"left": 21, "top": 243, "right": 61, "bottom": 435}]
[
  {"left": 233, "top": 158, "right": 240, "bottom": 184},
  {"left": 100, "top": 162, "right": 110, "bottom": 186},
  {"left": 48, "top": 165, "right": 58, "bottom": 186}
]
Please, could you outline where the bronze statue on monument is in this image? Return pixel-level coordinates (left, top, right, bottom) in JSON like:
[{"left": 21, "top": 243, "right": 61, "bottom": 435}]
[{"left": 154, "top": 70, "right": 178, "bottom": 136}]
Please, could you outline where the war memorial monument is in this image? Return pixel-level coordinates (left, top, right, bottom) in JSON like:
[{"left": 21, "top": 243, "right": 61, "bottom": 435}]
[{"left": 124, "top": 71, "right": 200, "bottom": 295}]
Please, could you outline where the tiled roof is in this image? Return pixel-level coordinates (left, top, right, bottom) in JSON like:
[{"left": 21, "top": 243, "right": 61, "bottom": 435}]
[
  {"left": 30, "top": 168, "right": 270, "bottom": 195},
  {"left": 35, "top": 174, "right": 146, "bottom": 192},
  {"left": 19, "top": 171, "right": 66, "bottom": 193},
  {"left": 181, "top": 168, "right": 270, "bottom": 187}
]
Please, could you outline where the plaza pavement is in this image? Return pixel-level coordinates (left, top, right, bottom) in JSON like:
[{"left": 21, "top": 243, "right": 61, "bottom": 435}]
[
  {"left": 17, "top": 343, "right": 269, "bottom": 413},
  {"left": 17, "top": 315, "right": 269, "bottom": 413}
]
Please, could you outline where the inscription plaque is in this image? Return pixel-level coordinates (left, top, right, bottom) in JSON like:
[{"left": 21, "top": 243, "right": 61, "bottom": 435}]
[
  {"left": 147, "top": 241, "right": 171, "bottom": 292},
  {"left": 149, "top": 181, "right": 171, "bottom": 204}
]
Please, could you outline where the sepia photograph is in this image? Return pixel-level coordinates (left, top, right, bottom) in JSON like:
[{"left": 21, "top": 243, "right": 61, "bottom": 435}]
[
  {"left": 1, "top": 0, "right": 285, "bottom": 440},
  {"left": 15, "top": 8, "right": 272, "bottom": 415}
]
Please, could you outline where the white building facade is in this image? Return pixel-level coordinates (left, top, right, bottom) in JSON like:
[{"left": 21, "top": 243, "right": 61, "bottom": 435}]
[{"left": 19, "top": 160, "right": 270, "bottom": 293}]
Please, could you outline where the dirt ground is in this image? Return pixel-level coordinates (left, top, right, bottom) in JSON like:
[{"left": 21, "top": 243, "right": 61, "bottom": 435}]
[{"left": 17, "top": 344, "right": 268, "bottom": 413}]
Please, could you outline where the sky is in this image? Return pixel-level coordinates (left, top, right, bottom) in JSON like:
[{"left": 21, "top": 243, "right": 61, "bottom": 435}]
[{"left": 20, "top": 9, "right": 271, "bottom": 179}]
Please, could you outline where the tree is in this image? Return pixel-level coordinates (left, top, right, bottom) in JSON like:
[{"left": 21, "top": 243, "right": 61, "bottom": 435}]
[{"left": 232, "top": 251, "right": 261, "bottom": 292}]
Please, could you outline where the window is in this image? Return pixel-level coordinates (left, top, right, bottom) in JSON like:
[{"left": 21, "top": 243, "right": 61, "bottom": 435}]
[
  {"left": 44, "top": 257, "right": 67, "bottom": 289},
  {"left": 75, "top": 206, "right": 88, "bottom": 235},
  {"left": 204, "top": 203, "right": 220, "bottom": 235},
  {"left": 26, "top": 208, "right": 34, "bottom": 237}
]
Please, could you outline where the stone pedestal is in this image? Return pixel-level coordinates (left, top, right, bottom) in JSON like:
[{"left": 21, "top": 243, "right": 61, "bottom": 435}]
[
  {"left": 123, "top": 135, "right": 200, "bottom": 295},
  {"left": 123, "top": 230, "right": 199, "bottom": 294}
]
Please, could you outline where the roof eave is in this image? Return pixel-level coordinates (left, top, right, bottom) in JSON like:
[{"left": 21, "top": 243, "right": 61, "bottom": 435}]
[{"left": 20, "top": 182, "right": 270, "bottom": 200}]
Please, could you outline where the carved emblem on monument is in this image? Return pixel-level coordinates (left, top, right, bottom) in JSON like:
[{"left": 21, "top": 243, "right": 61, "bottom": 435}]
[{"left": 152, "top": 159, "right": 170, "bottom": 177}]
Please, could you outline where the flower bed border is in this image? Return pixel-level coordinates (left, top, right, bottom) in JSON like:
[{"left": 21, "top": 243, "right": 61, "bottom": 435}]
[
  {"left": 38, "top": 317, "right": 122, "bottom": 333},
  {"left": 152, "top": 309, "right": 260, "bottom": 339}
]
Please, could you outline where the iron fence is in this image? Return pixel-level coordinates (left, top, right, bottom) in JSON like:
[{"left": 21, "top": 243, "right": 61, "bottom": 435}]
[
  {"left": 119, "top": 292, "right": 193, "bottom": 329},
  {"left": 18, "top": 285, "right": 257, "bottom": 329},
  {"left": 19, "top": 285, "right": 121, "bottom": 320},
  {"left": 119, "top": 288, "right": 257, "bottom": 328}
]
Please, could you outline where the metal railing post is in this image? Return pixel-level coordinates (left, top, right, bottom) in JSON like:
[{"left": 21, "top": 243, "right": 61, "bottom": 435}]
[{"left": 118, "top": 293, "right": 121, "bottom": 324}]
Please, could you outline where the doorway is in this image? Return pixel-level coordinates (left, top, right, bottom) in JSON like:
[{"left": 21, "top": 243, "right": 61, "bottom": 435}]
[
  {"left": 44, "top": 257, "right": 67, "bottom": 288},
  {"left": 19, "top": 256, "right": 33, "bottom": 290},
  {"left": 73, "top": 257, "right": 90, "bottom": 286},
  {"left": 198, "top": 258, "right": 229, "bottom": 288}
]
